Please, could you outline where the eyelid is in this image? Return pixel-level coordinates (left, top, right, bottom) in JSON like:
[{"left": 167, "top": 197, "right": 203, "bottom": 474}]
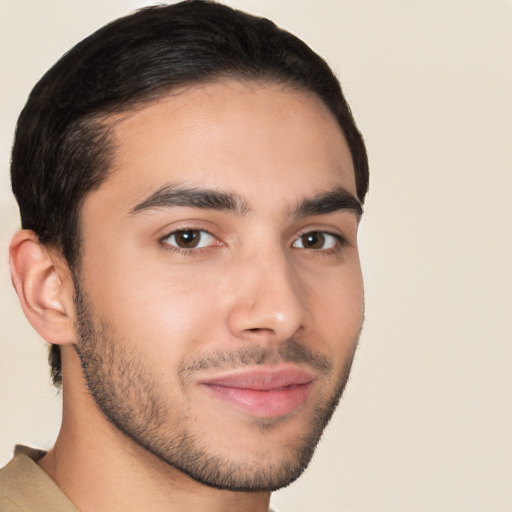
[
  {"left": 291, "top": 228, "right": 348, "bottom": 252},
  {"left": 159, "top": 226, "right": 222, "bottom": 253},
  {"left": 294, "top": 227, "right": 346, "bottom": 242}
]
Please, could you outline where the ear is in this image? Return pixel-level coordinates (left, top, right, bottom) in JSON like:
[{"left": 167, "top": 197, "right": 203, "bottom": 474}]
[{"left": 9, "top": 230, "right": 76, "bottom": 345}]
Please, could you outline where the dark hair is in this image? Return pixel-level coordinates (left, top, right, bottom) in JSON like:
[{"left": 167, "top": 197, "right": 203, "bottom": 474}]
[{"left": 11, "top": 0, "right": 369, "bottom": 387}]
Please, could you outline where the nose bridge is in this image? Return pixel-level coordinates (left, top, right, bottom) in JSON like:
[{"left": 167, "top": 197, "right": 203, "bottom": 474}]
[{"left": 228, "top": 243, "right": 306, "bottom": 341}]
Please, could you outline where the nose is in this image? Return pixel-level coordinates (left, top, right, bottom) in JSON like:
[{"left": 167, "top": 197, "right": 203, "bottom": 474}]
[{"left": 227, "top": 249, "right": 307, "bottom": 343}]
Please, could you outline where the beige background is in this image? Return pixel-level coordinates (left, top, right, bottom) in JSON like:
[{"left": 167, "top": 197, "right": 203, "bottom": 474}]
[{"left": 1, "top": 1, "right": 511, "bottom": 510}]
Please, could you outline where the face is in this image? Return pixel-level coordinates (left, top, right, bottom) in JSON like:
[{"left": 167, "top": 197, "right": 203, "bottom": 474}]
[{"left": 75, "top": 80, "right": 364, "bottom": 491}]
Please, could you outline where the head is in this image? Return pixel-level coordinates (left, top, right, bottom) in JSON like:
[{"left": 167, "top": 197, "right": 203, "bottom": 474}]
[{"left": 10, "top": 0, "right": 368, "bottom": 493}]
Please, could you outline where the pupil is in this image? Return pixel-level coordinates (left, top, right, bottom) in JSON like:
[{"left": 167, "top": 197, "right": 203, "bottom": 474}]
[
  {"left": 176, "top": 230, "right": 199, "bottom": 248},
  {"left": 303, "top": 232, "right": 324, "bottom": 249}
]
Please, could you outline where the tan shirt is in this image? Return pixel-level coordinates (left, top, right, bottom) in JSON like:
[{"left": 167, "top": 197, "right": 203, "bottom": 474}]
[{"left": 0, "top": 446, "right": 78, "bottom": 512}]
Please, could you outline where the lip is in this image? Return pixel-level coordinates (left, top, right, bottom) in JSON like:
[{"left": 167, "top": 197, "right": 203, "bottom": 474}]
[{"left": 198, "top": 366, "right": 315, "bottom": 419}]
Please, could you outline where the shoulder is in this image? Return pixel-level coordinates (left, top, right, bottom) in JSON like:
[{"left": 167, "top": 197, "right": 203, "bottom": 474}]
[
  {"left": 0, "top": 495, "right": 24, "bottom": 511},
  {"left": 0, "top": 446, "right": 78, "bottom": 512},
  {"left": 0, "top": 454, "right": 31, "bottom": 511},
  {"left": 0, "top": 449, "right": 44, "bottom": 511}
]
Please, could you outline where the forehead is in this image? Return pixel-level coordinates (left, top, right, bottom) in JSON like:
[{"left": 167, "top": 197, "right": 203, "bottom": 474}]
[{"left": 91, "top": 79, "right": 356, "bottom": 212}]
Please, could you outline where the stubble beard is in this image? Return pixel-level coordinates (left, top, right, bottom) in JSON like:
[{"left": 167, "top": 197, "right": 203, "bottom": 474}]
[{"left": 74, "top": 283, "right": 359, "bottom": 492}]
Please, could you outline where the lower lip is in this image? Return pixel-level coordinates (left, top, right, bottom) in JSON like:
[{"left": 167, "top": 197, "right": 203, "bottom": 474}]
[{"left": 201, "top": 382, "right": 312, "bottom": 418}]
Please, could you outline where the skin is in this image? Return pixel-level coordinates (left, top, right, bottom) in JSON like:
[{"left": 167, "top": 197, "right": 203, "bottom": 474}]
[{"left": 10, "top": 79, "right": 364, "bottom": 512}]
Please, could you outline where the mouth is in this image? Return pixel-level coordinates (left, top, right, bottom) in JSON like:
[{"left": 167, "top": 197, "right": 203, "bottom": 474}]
[{"left": 198, "top": 366, "right": 315, "bottom": 419}]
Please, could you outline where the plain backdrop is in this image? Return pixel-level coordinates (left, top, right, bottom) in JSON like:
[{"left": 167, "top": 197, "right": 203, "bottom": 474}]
[{"left": 1, "top": 1, "right": 511, "bottom": 511}]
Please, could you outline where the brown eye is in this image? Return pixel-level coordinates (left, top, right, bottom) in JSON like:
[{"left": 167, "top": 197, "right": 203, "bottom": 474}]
[
  {"left": 175, "top": 230, "right": 200, "bottom": 248},
  {"left": 292, "top": 231, "right": 339, "bottom": 250},
  {"left": 163, "top": 229, "right": 215, "bottom": 250},
  {"left": 302, "top": 232, "right": 324, "bottom": 249}
]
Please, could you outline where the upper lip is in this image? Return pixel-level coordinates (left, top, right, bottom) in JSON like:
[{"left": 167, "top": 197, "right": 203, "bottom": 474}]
[{"left": 198, "top": 366, "right": 315, "bottom": 391}]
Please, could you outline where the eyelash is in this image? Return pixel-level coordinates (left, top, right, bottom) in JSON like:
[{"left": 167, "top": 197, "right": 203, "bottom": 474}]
[
  {"left": 159, "top": 228, "right": 347, "bottom": 255},
  {"left": 160, "top": 228, "right": 220, "bottom": 255},
  {"left": 292, "top": 230, "right": 346, "bottom": 254}
]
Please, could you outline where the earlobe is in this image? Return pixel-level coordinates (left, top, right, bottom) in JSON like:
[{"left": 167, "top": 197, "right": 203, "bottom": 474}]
[{"left": 9, "top": 230, "right": 76, "bottom": 346}]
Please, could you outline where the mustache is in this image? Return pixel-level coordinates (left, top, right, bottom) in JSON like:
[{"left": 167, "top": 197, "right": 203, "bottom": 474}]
[{"left": 178, "top": 339, "right": 333, "bottom": 382}]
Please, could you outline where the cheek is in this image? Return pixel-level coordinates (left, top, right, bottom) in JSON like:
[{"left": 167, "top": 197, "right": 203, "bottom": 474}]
[
  {"left": 81, "top": 246, "right": 226, "bottom": 361},
  {"left": 306, "top": 260, "right": 364, "bottom": 354},
  {"left": 327, "top": 266, "right": 364, "bottom": 325}
]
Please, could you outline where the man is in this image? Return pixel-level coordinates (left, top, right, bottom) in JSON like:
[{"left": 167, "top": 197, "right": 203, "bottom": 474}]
[{"left": 0, "top": 1, "right": 368, "bottom": 510}]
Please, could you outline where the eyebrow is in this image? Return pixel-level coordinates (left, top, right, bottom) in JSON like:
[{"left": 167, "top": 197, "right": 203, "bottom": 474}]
[
  {"left": 130, "top": 185, "right": 249, "bottom": 215},
  {"left": 293, "top": 188, "right": 363, "bottom": 218},
  {"left": 129, "top": 184, "right": 362, "bottom": 218}
]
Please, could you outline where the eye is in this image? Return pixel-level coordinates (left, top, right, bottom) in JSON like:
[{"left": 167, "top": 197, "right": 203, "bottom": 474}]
[
  {"left": 162, "top": 229, "right": 216, "bottom": 250},
  {"left": 292, "top": 231, "right": 340, "bottom": 250}
]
